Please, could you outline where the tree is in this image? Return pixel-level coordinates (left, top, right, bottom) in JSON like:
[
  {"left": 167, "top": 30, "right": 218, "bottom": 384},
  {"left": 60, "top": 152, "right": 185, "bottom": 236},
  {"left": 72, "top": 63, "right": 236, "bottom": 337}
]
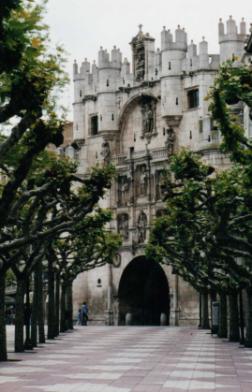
[
  {"left": 209, "top": 61, "right": 252, "bottom": 346},
  {"left": 0, "top": 0, "right": 67, "bottom": 360},
  {"left": 147, "top": 150, "right": 252, "bottom": 339}
]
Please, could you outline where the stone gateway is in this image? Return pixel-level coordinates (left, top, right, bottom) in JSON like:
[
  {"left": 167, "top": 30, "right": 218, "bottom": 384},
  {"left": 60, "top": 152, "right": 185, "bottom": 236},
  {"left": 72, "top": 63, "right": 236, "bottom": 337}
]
[{"left": 72, "top": 18, "right": 252, "bottom": 326}]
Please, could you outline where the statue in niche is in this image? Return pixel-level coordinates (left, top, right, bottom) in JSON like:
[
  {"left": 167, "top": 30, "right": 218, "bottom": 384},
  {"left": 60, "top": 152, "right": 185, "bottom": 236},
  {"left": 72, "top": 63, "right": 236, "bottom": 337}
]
[
  {"left": 117, "top": 214, "right": 129, "bottom": 241},
  {"left": 137, "top": 211, "right": 147, "bottom": 244},
  {"left": 118, "top": 176, "right": 129, "bottom": 206},
  {"left": 166, "top": 127, "right": 176, "bottom": 156},
  {"left": 142, "top": 101, "right": 155, "bottom": 137},
  {"left": 101, "top": 140, "right": 111, "bottom": 164},
  {"left": 138, "top": 165, "right": 148, "bottom": 197}
]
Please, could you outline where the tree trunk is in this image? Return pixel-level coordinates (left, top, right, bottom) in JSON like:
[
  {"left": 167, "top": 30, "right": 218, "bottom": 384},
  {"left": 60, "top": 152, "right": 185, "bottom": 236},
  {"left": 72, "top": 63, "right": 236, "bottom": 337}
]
[
  {"left": 229, "top": 291, "right": 240, "bottom": 342},
  {"left": 245, "top": 287, "right": 252, "bottom": 347},
  {"left": 239, "top": 290, "right": 245, "bottom": 345},
  {"left": 47, "top": 257, "right": 55, "bottom": 339},
  {"left": 54, "top": 272, "right": 60, "bottom": 337},
  {"left": 66, "top": 281, "right": 73, "bottom": 330},
  {"left": 15, "top": 276, "right": 25, "bottom": 352},
  {"left": 198, "top": 292, "right": 202, "bottom": 328},
  {"left": 31, "top": 270, "right": 38, "bottom": 347},
  {"left": 0, "top": 270, "right": 7, "bottom": 361},
  {"left": 218, "top": 292, "right": 227, "bottom": 338},
  {"left": 24, "top": 277, "right": 33, "bottom": 350},
  {"left": 37, "top": 260, "right": 45, "bottom": 344},
  {"left": 201, "top": 292, "right": 210, "bottom": 329},
  {"left": 60, "top": 281, "right": 67, "bottom": 332}
]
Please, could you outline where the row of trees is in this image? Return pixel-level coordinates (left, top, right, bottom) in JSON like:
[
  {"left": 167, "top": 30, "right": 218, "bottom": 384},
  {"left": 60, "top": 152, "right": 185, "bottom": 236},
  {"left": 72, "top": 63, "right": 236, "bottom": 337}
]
[
  {"left": 0, "top": 0, "right": 120, "bottom": 361},
  {"left": 147, "top": 61, "right": 252, "bottom": 345}
]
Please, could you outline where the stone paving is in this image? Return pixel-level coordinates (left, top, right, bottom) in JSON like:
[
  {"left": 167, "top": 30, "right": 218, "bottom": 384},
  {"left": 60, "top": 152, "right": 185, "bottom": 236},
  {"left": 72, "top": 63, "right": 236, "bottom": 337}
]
[{"left": 1, "top": 326, "right": 252, "bottom": 391}]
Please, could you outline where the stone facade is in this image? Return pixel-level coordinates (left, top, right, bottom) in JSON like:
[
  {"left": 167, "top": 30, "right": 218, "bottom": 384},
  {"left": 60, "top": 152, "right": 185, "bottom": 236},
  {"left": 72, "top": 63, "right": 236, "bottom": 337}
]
[{"left": 71, "top": 18, "right": 251, "bottom": 326}]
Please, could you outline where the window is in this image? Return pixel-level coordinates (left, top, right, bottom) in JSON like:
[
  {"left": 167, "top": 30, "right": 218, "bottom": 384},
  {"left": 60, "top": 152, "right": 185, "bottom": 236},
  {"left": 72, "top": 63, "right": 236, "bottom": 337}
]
[
  {"left": 100, "top": 115, "right": 102, "bottom": 121},
  {"left": 199, "top": 119, "right": 203, "bottom": 133},
  {"left": 90, "top": 115, "right": 98, "bottom": 135},
  {"left": 187, "top": 89, "right": 199, "bottom": 109},
  {"left": 112, "top": 113, "right": 114, "bottom": 121},
  {"left": 168, "top": 62, "right": 171, "bottom": 70},
  {"left": 79, "top": 90, "right": 82, "bottom": 97},
  {"left": 106, "top": 79, "right": 109, "bottom": 87},
  {"left": 176, "top": 97, "right": 179, "bottom": 106},
  {"left": 155, "top": 68, "right": 158, "bottom": 76},
  {"left": 190, "top": 59, "right": 193, "bottom": 67},
  {"left": 189, "top": 130, "right": 192, "bottom": 140}
]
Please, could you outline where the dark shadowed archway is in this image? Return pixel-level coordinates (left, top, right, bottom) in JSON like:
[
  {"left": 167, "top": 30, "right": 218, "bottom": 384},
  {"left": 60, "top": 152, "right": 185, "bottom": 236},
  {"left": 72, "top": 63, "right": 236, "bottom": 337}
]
[{"left": 118, "top": 256, "right": 170, "bottom": 326}]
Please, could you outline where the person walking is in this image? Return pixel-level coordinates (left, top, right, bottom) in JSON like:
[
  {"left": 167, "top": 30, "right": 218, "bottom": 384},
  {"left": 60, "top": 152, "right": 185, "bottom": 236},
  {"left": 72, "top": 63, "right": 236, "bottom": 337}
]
[{"left": 81, "top": 302, "right": 89, "bottom": 326}]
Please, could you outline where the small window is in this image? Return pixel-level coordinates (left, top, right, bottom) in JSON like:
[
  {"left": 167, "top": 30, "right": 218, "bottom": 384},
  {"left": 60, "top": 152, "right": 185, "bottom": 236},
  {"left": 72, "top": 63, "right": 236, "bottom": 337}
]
[
  {"left": 106, "top": 79, "right": 109, "bottom": 87},
  {"left": 112, "top": 113, "right": 114, "bottom": 121},
  {"left": 79, "top": 90, "right": 82, "bottom": 97},
  {"left": 155, "top": 68, "right": 158, "bottom": 76},
  {"left": 176, "top": 97, "right": 179, "bottom": 105},
  {"left": 190, "top": 59, "right": 193, "bottom": 67},
  {"left": 187, "top": 89, "right": 199, "bottom": 109},
  {"left": 100, "top": 115, "right": 102, "bottom": 121},
  {"left": 90, "top": 115, "right": 98, "bottom": 135},
  {"left": 163, "top": 128, "right": 165, "bottom": 136},
  {"left": 199, "top": 119, "right": 203, "bottom": 133},
  {"left": 123, "top": 78, "right": 125, "bottom": 84},
  {"left": 168, "top": 62, "right": 171, "bottom": 70},
  {"left": 189, "top": 130, "right": 192, "bottom": 140}
]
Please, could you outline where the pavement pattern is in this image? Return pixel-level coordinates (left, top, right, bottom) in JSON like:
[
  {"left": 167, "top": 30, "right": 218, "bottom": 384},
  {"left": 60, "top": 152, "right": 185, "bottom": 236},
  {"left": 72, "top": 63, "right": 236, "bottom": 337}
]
[{"left": 1, "top": 326, "right": 252, "bottom": 392}]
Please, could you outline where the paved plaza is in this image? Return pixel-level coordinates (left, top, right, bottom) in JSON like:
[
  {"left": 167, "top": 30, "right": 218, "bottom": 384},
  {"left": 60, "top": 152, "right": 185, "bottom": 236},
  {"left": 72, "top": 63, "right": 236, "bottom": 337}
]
[{"left": 1, "top": 327, "right": 252, "bottom": 391}]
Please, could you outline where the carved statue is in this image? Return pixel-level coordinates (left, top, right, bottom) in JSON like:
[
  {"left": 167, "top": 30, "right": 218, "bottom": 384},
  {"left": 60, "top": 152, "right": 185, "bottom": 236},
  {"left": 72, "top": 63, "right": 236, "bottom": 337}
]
[
  {"left": 117, "top": 214, "right": 129, "bottom": 241},
  {"left": 137, "top": 211, "right": 147, "bottom": 243},
  {"left": 166, "top": 127, "right": 176, "bottom": 156},
  {"left": 142, "top": 102, "right": 155, "bottom": 137},
  {"left": 138, "top": 165, "right": 148, "bottom": 197},
  {"left": 118, "top": 176, "right": 129, "bottom": 206},
  {"left": 101, "top": 140, "right": 111, "bottom": 164}
]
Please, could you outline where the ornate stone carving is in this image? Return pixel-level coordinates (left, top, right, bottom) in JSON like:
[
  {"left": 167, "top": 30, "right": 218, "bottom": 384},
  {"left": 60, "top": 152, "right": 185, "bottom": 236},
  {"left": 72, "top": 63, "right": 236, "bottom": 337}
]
[
  {"left": 137, "top": 211, "right": 147, "bottom": 244},
  {"left": 136, "top": 164, "right": 148, "bottom": 198},
  {"left": 117, "top": 213, "right": 129, "bottom": 241},
  {"left": 118, "top": 176, "right": 130, "bottom": 206},
  {"left": 165, "top": 127, "right": 176, "bottom": 156},
  {"left": 101, "top": 140, "right": 111, "bottom": 164}
]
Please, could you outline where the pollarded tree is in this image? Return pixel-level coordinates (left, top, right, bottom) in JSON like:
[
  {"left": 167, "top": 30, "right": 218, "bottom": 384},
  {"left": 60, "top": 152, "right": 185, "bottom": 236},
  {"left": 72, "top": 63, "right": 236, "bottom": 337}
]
[
  {"left": 49, "top": 210, "right": 121, "bottom": 333},
  {"left": 209, "top": 61, "right": 252, "bottom": 346},
  {"left": 147, "top": 150, "right": 252, "bottom": 340}
]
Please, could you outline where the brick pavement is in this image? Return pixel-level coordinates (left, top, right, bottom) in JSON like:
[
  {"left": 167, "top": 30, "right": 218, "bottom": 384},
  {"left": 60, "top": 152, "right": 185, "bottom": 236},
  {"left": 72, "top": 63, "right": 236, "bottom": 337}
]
[{"left": 1, "top": 326, "right": 252, "bottom": 391}]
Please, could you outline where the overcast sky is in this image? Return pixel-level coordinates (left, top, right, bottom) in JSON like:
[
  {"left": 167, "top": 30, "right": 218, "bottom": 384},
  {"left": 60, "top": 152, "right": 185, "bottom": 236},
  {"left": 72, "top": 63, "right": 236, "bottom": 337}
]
[{"left": 45, "top": 0, "right": 252, "bottom": 119}]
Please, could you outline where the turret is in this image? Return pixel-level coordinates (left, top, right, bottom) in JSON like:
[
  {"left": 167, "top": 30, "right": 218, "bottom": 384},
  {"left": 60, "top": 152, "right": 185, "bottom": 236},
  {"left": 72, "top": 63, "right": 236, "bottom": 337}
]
[
  {"left": 161, "top": 25, "right": 187, "bottom": 77},
  {"left": 73, "top": 60, "right": 78, "bottom": 78},
  {"left": 219, "top": 16, "right": 247, "bottom": 63},
  {"left": 199, "top": 37, "right": 209, "bottom": 69},
  {"left": 160, "top": 25, "right": 187, "bottom": 118}
]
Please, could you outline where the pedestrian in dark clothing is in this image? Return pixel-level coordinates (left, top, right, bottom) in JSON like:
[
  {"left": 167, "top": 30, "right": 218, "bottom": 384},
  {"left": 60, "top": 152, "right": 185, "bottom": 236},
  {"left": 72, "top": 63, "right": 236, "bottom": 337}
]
[{"left": 81, "top": 302, "right": 88, "bottom": 326}]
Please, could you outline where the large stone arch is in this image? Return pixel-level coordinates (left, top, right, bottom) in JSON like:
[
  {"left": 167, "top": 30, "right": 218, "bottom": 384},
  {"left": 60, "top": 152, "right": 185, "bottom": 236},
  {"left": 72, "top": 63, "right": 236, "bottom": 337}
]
[
  {"left": 118, "top": 256, "right": 170, "bottom": 326},
  {"left": 118, "top": 93, "right": 158, "bottom": 154}
]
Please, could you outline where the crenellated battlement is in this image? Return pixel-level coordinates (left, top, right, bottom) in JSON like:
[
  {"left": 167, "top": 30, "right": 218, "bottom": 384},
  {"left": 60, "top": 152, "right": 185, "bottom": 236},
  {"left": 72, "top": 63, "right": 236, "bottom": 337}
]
[
  {"left": 161, "top": 25, "right": 187, "bottom": 51},
  {"left": 219, "top": 16, "right": 247, "bottom": 42}
]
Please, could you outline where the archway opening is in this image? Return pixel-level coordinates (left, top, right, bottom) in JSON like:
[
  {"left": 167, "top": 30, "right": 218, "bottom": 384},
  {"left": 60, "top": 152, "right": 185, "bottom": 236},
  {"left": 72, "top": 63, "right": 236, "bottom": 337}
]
[{"left": 118, "top": 256, "right": 170, "bottom": 326}]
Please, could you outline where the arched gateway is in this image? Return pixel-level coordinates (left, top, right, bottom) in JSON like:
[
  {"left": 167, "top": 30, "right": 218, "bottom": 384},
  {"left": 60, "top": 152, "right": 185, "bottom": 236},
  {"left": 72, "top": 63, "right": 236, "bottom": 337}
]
[{"left": 118, "top": 256, "right": 170, "bottom": 326}]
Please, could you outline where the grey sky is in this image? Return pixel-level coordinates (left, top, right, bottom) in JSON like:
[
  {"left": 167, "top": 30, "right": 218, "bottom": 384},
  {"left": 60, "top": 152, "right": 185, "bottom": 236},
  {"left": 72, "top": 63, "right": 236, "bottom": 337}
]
[{"left": 45, "top": 0, "right": 252, "bottom": 119}]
